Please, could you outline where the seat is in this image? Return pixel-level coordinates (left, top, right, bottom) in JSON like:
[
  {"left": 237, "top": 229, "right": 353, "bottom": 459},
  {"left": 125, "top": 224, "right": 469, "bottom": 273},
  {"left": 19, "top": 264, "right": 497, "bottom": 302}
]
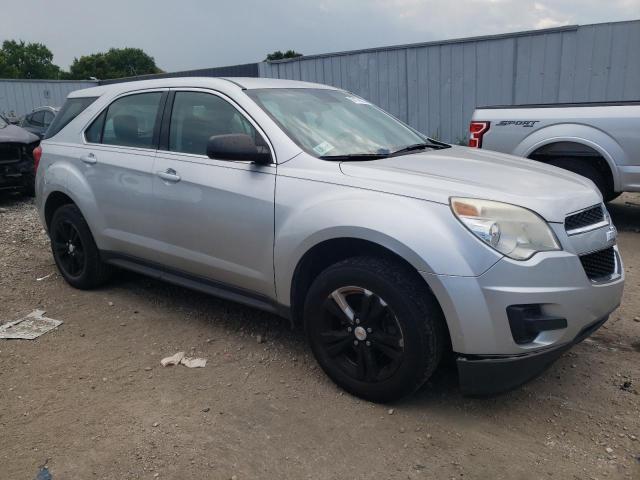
[{"left": 113, "top": 114, "right": 140, "bottom": 147}]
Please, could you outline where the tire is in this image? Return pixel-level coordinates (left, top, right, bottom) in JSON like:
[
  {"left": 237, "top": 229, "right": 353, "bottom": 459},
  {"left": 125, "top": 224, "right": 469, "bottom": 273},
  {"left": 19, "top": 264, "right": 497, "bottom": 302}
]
[
  {"left": 304, "top": 256, "right": 445, "bottom": 403},
  {"left": 50, "top": 204, "right": 112, "bottom": 289},
  {"left": 545, "top": 157, "right": 617, "bottom": 202}
]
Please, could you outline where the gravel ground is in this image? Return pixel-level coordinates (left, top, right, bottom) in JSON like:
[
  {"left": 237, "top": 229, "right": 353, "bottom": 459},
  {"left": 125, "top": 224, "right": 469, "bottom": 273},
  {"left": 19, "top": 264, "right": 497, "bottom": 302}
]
[{"left": 0, "top": 193, "right": 639, "bottom": 480}]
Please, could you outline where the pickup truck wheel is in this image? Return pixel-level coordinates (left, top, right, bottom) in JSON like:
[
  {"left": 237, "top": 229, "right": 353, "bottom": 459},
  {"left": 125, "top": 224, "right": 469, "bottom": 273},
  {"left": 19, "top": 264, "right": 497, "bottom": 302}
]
[
  {"left": 50, "top": 204, "right": 112, "bottom": 289},
  {"left": 304, "top": 256, "right": 444, "bottom": 403},
  {"left": 546, "top": 158, "right": 617, "bottom": 202}
]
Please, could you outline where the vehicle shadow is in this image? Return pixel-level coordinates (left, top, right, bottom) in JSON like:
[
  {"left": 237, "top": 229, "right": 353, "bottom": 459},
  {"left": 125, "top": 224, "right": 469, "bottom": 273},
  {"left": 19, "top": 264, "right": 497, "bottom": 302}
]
[
  {"left": 0, "top": 191, "right": 32, "bottom": 207},
  {"left": 608, "top": 193, "right": 640, "bottom": 232}
]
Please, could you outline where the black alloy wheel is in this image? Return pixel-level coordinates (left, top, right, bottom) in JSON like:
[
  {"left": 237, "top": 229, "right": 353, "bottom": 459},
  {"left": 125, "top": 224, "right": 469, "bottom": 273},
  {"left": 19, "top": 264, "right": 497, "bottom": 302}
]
[
  {"left": 319, "top": 286, "right": 405, "bottom": 383},
  {"left": 304, "top": 256, "right": 445, "bottom": 403},
  {"left": 52, "top": 219, "right": 86, "bottom": 278}
]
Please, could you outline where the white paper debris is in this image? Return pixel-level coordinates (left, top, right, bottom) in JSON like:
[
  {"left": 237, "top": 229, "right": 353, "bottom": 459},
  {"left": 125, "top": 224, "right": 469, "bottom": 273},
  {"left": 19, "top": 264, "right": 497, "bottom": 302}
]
[
  {"left": 181, "top": 357, "right": 207, "bottom": 368},
  {"left": 160, "top": 351, "right": 185, "bottom": 367},
  {"left": 160, "top": 352, "right": 207, "bottom": 368},
  {"left": 0, "top": 310, "right": 63, "bottom": 340},
  {"left": 36, "top": 273, "right": 54, "bottom": 281}
]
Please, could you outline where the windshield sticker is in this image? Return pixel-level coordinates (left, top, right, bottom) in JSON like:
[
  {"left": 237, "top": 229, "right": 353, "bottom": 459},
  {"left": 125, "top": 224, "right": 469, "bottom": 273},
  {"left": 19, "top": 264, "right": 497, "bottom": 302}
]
[
  {"left": 345, "top": 96, "right": 371, "bottom": 105},
  {"left": 313, "top": 141, "right": 335, "bottom": 156}
]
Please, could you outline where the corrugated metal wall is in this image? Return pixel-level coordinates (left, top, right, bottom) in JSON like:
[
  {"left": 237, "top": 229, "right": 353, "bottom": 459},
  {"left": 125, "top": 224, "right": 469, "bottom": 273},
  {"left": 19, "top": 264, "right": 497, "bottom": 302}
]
[
  {"left": 0, "top": 79, "right": 97, "bottom": 118},
  {"left": 259, "top": 20, "right": 640, "bottom": 143}
]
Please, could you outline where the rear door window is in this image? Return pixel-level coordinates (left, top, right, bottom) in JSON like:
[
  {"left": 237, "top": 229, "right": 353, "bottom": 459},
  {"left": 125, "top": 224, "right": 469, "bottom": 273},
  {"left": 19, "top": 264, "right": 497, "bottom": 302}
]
[
  {"left": 98, "top": 92, "right": 163, "bottom": 149},
  {"left": 44, "top": 96, "right": 98, "bottom": 139}
]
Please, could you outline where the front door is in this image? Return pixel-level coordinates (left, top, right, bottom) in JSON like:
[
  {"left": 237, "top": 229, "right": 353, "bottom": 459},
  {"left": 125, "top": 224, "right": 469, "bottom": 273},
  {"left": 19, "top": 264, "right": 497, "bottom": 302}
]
[{"left": 152, "top": 90, "right": 276, "bottom": 298}]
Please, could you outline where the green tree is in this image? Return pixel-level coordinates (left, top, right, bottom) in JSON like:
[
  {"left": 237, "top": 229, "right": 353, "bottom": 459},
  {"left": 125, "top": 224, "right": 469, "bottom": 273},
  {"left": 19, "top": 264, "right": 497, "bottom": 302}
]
[
  {"left": 265, "top": 50, "right": 303, "bottom": 61},
  {"left": 0, "top": 40, "right": 61, "bottom": 79},
  {"left": 68, "top": 47, "right": 162, "bottom": 80}
]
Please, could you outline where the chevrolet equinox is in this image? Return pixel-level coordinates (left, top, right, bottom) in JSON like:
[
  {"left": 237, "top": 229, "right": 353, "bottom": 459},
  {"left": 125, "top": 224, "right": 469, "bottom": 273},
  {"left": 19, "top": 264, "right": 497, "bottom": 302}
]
[{"left": 34, "top": 78, "right": 624, "bottom": 401}]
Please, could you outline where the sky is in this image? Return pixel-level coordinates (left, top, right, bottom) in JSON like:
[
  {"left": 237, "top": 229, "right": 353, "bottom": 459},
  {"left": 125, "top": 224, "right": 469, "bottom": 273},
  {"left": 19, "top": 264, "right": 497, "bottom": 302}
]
[{"left": 1, "top": 0, "right": 639, "bottom": 72}]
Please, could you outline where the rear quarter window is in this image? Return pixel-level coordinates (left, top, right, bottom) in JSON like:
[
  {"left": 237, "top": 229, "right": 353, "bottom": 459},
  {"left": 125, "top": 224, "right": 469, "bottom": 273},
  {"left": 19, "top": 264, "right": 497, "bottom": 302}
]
[{"left": 44, "top": 96, "right": 98, "bottom": 139}]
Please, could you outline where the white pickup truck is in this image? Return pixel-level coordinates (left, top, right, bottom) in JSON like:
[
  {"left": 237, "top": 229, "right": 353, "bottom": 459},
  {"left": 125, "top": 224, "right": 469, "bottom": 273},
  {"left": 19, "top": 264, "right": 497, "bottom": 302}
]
[{"left": 469, "top": 102, "right": 640, "bottom": 201}]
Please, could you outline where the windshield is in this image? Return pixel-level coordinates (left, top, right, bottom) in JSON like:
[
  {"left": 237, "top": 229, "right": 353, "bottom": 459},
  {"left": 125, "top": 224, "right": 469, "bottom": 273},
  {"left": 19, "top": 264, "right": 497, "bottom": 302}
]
[
  {"left": 0, "top": 115, "right": 7, "bottom": 128},
  {"left": 246, "top": 88, "right": 428, "bottom": 158}
]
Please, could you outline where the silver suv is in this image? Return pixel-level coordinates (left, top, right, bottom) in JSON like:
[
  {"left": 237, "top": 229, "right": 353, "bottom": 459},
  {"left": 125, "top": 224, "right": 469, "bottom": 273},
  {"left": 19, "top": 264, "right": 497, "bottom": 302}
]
[{"left": 35, "top": 78, "right": 624, "bottom": 402}]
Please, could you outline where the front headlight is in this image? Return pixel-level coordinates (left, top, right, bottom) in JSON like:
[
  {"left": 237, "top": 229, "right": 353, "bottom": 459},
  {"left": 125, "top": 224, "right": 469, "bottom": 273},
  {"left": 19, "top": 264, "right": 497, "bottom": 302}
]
[{"left": 450, "top": 197, "right": 560, "bottom": 260}]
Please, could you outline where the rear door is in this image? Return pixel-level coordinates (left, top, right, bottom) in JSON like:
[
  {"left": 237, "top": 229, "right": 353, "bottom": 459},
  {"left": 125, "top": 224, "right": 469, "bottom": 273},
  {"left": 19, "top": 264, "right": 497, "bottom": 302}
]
[
  {"left": 151, "top": 89, "right": 276, "bottom": 298},
  {"left": 80, "top": 90, "right": 167, "bottom": 261}
]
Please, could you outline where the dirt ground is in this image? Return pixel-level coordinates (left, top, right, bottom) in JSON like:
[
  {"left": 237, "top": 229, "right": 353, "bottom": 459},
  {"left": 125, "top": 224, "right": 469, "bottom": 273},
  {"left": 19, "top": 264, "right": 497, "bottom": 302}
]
[{"left": 0, "top": 193, "right": 639, "bottom": 480}]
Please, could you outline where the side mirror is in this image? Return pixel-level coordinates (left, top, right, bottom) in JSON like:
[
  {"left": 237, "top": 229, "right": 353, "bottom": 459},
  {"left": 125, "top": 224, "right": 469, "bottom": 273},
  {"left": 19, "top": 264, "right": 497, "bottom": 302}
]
[{"left": 206, "top": 134, "right": 272, "bottom": 165}]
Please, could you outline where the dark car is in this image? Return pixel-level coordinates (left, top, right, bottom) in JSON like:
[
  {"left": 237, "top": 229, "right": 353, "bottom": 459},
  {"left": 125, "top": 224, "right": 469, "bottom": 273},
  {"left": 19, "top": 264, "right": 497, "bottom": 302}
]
[
  {"left": 0, "top": 115, "right": 39, "bottom": 196},
  {"left": 20, "top": 106, "right": 59, "bottom": 139}
]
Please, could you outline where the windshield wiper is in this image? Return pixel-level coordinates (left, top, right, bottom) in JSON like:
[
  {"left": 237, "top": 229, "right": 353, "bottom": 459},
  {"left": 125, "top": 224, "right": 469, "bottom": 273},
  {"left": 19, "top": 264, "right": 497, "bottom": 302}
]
[
  {"left": 391, "top": 139, "right": 451, "bottom": 156},
  {"left": 320, "top": 153, "right": 391, "bottom": 161}
]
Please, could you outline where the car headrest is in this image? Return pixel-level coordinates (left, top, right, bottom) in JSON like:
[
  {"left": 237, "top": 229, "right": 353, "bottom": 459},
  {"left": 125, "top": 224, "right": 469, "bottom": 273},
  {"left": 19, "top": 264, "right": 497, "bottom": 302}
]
[{"left": 113, "top": 114, "right": 139, "bottom": 145}]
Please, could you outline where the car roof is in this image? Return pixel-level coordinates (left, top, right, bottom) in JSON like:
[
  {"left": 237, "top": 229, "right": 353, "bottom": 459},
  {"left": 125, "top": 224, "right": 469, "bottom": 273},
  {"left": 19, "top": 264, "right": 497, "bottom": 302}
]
[{"left": 68, "top": 77, "right": 338, "bottom": 98}]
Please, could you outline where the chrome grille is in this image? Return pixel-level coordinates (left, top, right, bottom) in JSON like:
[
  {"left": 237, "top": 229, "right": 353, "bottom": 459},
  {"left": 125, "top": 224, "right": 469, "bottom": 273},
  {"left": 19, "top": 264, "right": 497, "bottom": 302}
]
[
  {"left": 579, "top": 247, "right": 616, "bottom": 280},
  {"left": 565, "top": 205, "right": 605, "bottom": 233}
]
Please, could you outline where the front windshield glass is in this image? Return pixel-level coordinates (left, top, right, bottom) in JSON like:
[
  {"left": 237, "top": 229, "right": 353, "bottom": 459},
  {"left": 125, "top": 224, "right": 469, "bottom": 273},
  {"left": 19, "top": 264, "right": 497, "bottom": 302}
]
[
  {"left": 246, "top": 88, "right": 426, "bottom": 158},
  {"left": 0, "top": 116, "right": 7, "bottom": 128}
]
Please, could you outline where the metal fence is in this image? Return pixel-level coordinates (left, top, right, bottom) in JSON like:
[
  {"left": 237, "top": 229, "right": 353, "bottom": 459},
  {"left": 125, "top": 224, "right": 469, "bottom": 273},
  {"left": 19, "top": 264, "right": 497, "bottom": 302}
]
[
  {"left": 259, "top": 20, "right": 640, "bottom": 143},
  {"left": 0, "top": 63, "right": 259, "bottom": 117},
  {"left": 0, "top": 79, "right": 97, "bottom": 119}
]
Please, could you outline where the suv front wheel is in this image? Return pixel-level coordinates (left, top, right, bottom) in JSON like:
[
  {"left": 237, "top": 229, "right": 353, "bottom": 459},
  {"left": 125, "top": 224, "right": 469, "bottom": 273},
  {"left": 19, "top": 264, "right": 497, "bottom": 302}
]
[
  {"left": 304, "top": 256, "right": 445, "bottom": 403},
  {"left": 50, "top": 204, "right": 112, "bottom": 289}
]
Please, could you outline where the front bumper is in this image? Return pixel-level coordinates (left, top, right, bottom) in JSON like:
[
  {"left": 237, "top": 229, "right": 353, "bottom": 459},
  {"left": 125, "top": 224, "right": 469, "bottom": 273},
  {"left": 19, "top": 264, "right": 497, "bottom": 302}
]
[
  {"left": 423, "top": 247, "right": 624, "bottom": 356},
  {"left": 456, "top": 315, "right": 608, "bottom": 395},
  {"left": 0, "top": 158, "right": 33, "bottom": 191},
  {"left": 422, "top": 233, "right": 624, "bottom": 394}
]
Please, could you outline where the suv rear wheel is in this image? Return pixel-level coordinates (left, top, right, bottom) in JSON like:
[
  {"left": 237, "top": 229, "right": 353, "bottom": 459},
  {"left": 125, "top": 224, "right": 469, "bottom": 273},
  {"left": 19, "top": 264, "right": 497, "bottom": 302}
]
[
  {"left": 50, "top": 204, "right": 112, "bottom": 289},
  {"left": 304, "top": 256, "right": 445, "bottom": 403}
]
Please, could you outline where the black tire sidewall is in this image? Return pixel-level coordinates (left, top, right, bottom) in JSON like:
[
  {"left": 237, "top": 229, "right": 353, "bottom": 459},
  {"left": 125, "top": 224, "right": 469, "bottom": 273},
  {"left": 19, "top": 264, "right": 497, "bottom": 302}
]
[
  {"left": 304, "top": 258, "right": 442, "bottom": 403},
  {"left": 547, "top": 158, "right": 614, "bottom": 201}
]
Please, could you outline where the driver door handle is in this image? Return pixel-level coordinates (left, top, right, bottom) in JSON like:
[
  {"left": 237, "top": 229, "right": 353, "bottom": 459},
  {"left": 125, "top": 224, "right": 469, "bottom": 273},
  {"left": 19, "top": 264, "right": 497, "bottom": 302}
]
[
  {"left": 81, "top": 153, "right": 97, "bottom": 164},
  {"left": 157, "top": 168, "right": 181, "bottom": 183}
]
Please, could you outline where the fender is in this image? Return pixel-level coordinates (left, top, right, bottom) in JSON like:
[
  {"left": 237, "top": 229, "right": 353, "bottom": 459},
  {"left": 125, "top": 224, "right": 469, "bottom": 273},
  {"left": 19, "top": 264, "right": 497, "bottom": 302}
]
[
  {"left": 512, "top": 123, "right": 625, "bottom": 191},
  {"left": 273, "top": 180, "right": 502, "bottom": 307},
  {"left": 40, "top": 146, "right": 107, "bottom": 248}
]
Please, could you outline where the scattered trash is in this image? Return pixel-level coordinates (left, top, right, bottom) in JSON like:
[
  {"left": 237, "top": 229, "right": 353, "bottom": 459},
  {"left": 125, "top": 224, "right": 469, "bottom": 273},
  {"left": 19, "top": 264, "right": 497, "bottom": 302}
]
[
  {"left": 181, "top": 357, "right": 207, "bottom": 368},
  {"left": 34, "top": 466, "right": 52, "bottom": 480},
  {"left": 620, "top": 380, "right": 633, "bottom": 392},
  {"left": 0, "top": 310, "right": 63, "bottom": 340},
  {"left": 160, "top": 352, "right": 207, "bottom": 368},
  {"left": 160, "top": 352, "right": 185, "bottom": 367},
  {"left": 36, "top": 273, "right": 54, "bottom": 281}
]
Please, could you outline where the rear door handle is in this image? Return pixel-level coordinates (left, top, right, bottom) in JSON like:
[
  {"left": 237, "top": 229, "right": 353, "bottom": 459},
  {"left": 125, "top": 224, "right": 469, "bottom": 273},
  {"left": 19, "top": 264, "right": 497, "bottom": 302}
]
[
  {"left": 81, "top": 153, "right": 97, "bottom": 164},
  {"left": 157, "top": 168, "right": 181, "bottom": 183}
]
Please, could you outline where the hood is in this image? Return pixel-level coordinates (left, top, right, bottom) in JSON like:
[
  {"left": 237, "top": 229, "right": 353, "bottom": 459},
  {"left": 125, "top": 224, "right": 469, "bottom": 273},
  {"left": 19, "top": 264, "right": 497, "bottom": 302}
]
[
  {"left": 0, "top": 124, "right": 40, "bottom": 144},
  {"left": 339, "top": 146, "right": 601, "bottom": 223}
]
